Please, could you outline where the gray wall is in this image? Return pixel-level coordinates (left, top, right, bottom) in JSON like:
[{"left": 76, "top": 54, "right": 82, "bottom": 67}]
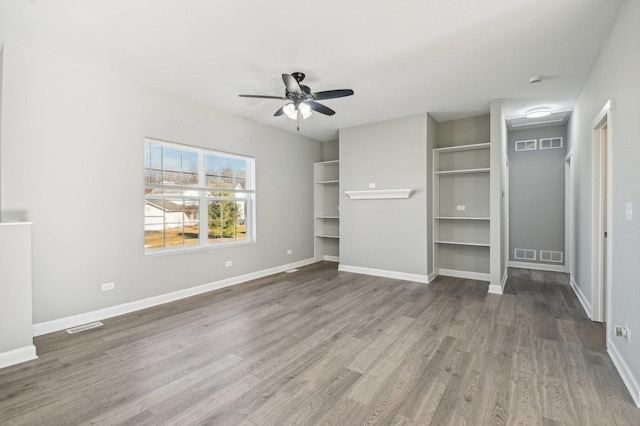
[
  {"left": 567, "top": 0, "right": 640, "bottom": 399},
  {"left": 438, "top": 115, "right": 491, "bottom": 148},
  {"left": 0, "top": 44, "right": 322, "bottom": 323},
  {"left": 322, "top": 139, "right": 339, "bottom": 161},
  {"left": 508, "top": 125, "right": 566, "bottom": 263},
  {"left": 339, "top": 114, "right": 428, "bottom": 278}
]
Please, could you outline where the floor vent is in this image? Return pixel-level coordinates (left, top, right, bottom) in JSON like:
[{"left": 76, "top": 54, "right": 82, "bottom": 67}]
[
  {"left": 66, "top": 321, "right": 104, "bottom": 334},
  {"left": 284, "top": 269, "right": 299, "bottom": 273},
  {"left": 540, "top": 250, "right": 563, "bottom": 263},
  {"left": 514, "top": 248, "right": 536, "bottom": 261}
]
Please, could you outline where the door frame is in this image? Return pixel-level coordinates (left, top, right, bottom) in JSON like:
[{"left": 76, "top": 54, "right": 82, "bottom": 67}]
[
  {"left": 564, "top": 153, "right": 573, "bottom": 275},
  {"left": 591, "top": 100, "right": 613, "bottom": 325}
]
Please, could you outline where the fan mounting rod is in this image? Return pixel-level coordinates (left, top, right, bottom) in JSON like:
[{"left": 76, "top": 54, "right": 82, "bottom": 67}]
[{"left": 291, "top": 72, "right": 305, "bottom": 83}]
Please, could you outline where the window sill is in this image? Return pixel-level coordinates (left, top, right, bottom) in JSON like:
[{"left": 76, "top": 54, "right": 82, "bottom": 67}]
[{"left": 145, "top": 240, "right": 256, "bottom": 256}]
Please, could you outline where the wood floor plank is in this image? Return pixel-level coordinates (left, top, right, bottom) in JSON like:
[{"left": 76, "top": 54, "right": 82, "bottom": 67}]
[{"left": 1, "top": 263, "right": 639, "bottom": 425}]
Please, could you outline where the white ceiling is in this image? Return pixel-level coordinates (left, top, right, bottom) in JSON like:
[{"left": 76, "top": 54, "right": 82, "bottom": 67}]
[{"left": 0, "top": 0, "right": 622, "bottom": 141}]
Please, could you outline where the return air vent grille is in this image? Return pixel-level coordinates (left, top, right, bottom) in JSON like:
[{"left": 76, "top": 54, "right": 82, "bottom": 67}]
[
  {"left": 540, "top": 250, "right": 563, "bottom": 263},
  {"left": 540, "top": 137, "right": 563, "bottom": 150},
  {"left": 514, "top": 248, "right": 536, "bottom": 261},
  {"left": 515, "top": 139, "right": 537, "bottom": 152}
]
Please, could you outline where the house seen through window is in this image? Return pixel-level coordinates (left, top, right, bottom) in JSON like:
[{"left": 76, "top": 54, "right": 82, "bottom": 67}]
[{"left": 144, "top": 138, "right": 255, "bottom": 253}]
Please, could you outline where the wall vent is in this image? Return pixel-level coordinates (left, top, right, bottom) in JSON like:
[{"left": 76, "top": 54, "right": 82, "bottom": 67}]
[
  {"left": 514, "top": 248, "right": 536, "bottom": 261},
  {"left": 540, "top": 137, "right": 563, "bottom": 150},
  {"left": 66, "top": 321, "right": 104, "bottom": 334},
  {"left": 540, "top": 250, "right": 563, "bottom": 263},
  {"left": 515, "top": 139, "right": 537, "bottom": 152}
]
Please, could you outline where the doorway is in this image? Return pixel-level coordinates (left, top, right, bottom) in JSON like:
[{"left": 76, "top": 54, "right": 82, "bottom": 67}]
[{"left": 591, "top": 101, "right": 612, "bottom": 324}]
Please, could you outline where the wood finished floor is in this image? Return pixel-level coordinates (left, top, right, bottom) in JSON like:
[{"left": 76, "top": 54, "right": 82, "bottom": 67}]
[{"left": 1, "top": 262, "right": 639, "bottom": 425}]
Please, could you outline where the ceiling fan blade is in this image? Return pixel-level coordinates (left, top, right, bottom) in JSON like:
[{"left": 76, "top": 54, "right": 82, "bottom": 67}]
[
  {"left": 311, "top": 89, "right": 354, "bottom": 101},
  {"left": 307, "top": 101, "right": 335, "bottom": 116},
  {"left": 274, "top": 106, "right": 286, "bottom": 117},
  {"left": 282, "top": 74, "right": 302, "bottom": 94},
  {"left": 239, "top": 94, "right": 287, "bottom": 100}
]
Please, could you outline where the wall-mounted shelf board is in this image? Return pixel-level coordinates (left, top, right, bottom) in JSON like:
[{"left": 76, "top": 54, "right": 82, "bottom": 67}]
[
  {"left": 316, "top": 234, "right": 339, "bottom": 239},
  {"left": 316, "top": 216, "right": 339, "bottom": 219},
  {"left": 433, "top": 142, "right": 490, "bottom": 153},
  {"left": 435, "top": 217, "right": 490, "bottom": 220},
  {"left": 435, "top": 168, "right": 490, "bottom": 175},
  {"left": 344, "top": 189, "right": 413, "bottom": 200},
  {"left": 434, "top": 240, "right": 491, "bottom": 247},
  {"left": 316, "top": 180, "right": 339, "bottom": 184}
]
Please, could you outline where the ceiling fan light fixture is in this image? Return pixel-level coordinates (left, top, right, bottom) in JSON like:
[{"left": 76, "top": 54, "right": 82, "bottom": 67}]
[
  {"left": 525, "top": 107, "right": 552, "bottom": 118},
  {"left": 299, "top": 102, "right": 312, "bottom": 119},
  {"left": 283, "top": 103, "right": 297, "bottom": 120}
]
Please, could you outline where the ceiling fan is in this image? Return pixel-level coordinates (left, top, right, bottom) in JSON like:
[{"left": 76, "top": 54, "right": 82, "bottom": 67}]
[{"left": 239, "top": 72, "right": 354, "bottom": 130}]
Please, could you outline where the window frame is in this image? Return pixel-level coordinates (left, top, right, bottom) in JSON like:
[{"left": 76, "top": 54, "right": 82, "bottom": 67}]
[{"left": 144, "top": 138, "right": 256, "bottom": 255}]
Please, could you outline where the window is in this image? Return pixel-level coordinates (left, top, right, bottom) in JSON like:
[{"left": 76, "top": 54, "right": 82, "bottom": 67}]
[{"left": 144, "top": 138, "right": 255, "bottom": 253}]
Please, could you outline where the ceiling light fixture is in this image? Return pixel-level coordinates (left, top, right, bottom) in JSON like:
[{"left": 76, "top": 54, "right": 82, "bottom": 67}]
[
  {"left": 525, "top": 108, "right": 552, "bottom": 118},
  {"left": 282, "top": 102, "right": 312, "bottom": 120},
  {"left": 283, "top": 103, "right": 297, "bottom": 120},
  {"left": 299, "top": 102, "right": 312, "bottom": 119}
]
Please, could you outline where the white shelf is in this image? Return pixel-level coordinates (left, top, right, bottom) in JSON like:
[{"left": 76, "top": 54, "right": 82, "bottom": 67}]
[
  {"left": 433, "top": 138, "right": 491, "bottom": 281},
  {"left": 315, "top": 160, "right": 340, "bottom": 262},
  {"left": 435, "top": 168, "right": 490, "bottom": 175},
  {"left": 433, "top": 142, "right": 490, "bottom": 153},
  {"left": 434, "top": 240, "right": 490, "bottom": 247},
  {"left": 435, "top": 216, "right": 490, "bottom": 220},
  {"left": 344, "top": 189, "right": 413, "bottom": 200}
]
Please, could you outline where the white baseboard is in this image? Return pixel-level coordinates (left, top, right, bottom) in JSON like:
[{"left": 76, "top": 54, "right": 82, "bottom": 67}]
[
  {"left": 570, "top": 276, "right": 592, "bottom": 319},
  {"left": 33, "top": 257, "right": 316, "bottom": 337},
  {"left": 508, "top": 261, "right": 565, "bottom": 273},
  {"left": 323, "top": 255, "right": 339, "bottom": 262},
  {"left": 437, "top": 268, "right": 490, "bottom": 282},
  {"left": 608, "top": 339, "right": 640, "bottom": 407},
  {"left": 488, "top": 269, "right": 508, "bottom": 295},
  {"left": 338, "top": 264, "right": 429, "bottom": 283},
  {"left": 427, "top": 272, "right": 437, "bottom": 283},
  {"left": 0, "top": 345, "right": 37, "bottom": 369}
]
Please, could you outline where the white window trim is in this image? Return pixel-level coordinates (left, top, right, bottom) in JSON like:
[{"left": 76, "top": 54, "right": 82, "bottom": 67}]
[{"left": 144, "top": 138, "right": 256, "bottom": 255}]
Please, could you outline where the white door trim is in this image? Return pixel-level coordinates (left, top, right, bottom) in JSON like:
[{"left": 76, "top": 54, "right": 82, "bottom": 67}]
[
  {"left": 564, "top": 153, "right": 573, "bottom": 275},
  {"left": 590, "top": 100, "right": 613, "bottom": 326}
]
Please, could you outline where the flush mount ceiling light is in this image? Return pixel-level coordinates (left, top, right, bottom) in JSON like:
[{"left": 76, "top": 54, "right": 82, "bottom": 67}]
[{"left": 525, "top": 108, "right": 552, "bottom": 118}]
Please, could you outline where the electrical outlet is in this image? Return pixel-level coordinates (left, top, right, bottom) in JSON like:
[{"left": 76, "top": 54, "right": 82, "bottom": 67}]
[
  {"left": 614, "top": 325, "right": 631, "bottom": 341},
  {"left": 101, "top": 282, "right": 115, "bottom": 292},
  {"left": 457, "top": 205, "right": 466, "bottom": 211},
  {"left": 369, "top": 183, "right": 376, "bottom": 189},
  {"left": 225, "top": 260, "right": 232, "bottom": 267},
  {"left": 287, "top": 249, "right": 293, "bottom": 255}
]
